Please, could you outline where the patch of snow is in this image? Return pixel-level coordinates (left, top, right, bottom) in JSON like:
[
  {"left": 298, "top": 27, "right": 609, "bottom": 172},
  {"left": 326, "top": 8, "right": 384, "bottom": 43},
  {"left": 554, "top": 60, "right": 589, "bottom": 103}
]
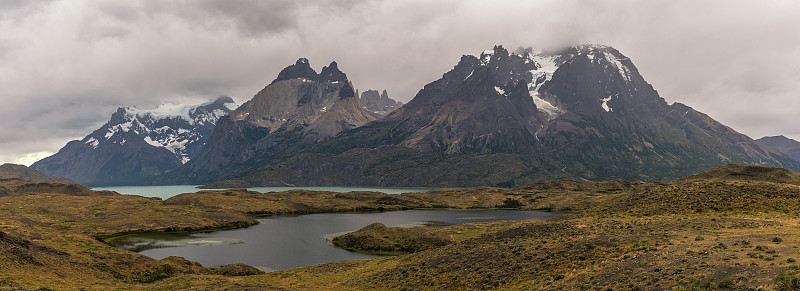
[
  {"left": 164, "top": 139, "right": 188, "bottom": 153},
  {"left": 320, "top": 107, "right": 327, "bottom": 112},
  {"left": 464, "top": 70, "right": 474, "bottom": 80},
  {"left": 532, "top": 94, "right": 562, "bottom": 119},
  {"left": 600, "top": 96, "right": 613, "bottom": 112},
  {"left": 117, "top": 121, "right": 132, "bottom": 132},
  {"left": 494, "top": 86, "right": 505, "bottom": 95},
  {"left": 602, "top": 52, "right": 631, "bottom": 82},
  {"left": 481, "top": 49, "right": 494, "bottom": 64},
  {"left": 143, "top": 136, "right": 162, "bottom": 148},
  {"left": 331, "top": 81, "right": 340, "bottom": 84},
  {"left": 85, "top": 137, "right": 99, "bottom": 149}
]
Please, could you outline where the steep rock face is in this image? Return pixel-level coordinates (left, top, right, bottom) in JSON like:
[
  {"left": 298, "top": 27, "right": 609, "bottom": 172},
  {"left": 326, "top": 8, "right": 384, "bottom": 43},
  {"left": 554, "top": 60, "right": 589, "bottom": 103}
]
[
  {"left": 359, "top": 90, "right": 402, "bottom": 116},
  {"left": 154, "top": 59, "right": 379, "bottom": 185},
  {"left": 758, "top": 136, "right": 800, "bottom": 163},
  {"left": 31, "top": 97, "right": 236, "bottom": 186},
  {"left": 209, "top": 45, "right": 798, "bottom": 187}
]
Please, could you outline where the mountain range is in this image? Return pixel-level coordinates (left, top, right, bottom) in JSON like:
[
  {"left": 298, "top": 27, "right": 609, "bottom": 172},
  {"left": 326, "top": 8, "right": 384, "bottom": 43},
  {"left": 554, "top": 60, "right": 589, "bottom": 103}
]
[
  {"left": 189, "top": 44, "right": 798, "bottom": 187},
  {"left": 31, "top": 97, "right": 236, "bottom": 186},
  {"left": 33, "top": 44, "right": 800, "bottom": 187}
]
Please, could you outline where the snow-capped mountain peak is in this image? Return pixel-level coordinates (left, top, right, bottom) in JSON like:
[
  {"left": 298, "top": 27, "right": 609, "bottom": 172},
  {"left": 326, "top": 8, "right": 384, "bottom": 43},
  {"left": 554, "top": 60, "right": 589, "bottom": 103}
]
[
  {"left": 474, "top": 45, "right": 567, "bottom": 120},
  {"left": 91, "top": 96, "right": 237, "bottom": 164},
  {"left": 472, "top": 44, "right": 641, "bottom": 120}
]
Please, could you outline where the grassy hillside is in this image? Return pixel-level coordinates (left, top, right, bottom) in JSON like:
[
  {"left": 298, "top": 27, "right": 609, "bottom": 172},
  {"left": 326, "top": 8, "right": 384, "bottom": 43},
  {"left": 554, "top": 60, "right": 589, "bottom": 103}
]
[
  {"left": 3, "top": 164, "right": 800, "bottom": 289},
  {"left": 0, "top": 163, "right": 74, "bottom": 184}
]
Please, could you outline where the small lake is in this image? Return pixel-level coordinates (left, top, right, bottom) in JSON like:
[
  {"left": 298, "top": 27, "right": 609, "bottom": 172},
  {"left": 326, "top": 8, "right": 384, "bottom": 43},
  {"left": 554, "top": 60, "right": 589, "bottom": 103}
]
[
  {"left": 91, "top": 185, "right": 435, "bottom": 199},
  {"left": 109, "top": 209, "right": 558, "bottom": 271}
]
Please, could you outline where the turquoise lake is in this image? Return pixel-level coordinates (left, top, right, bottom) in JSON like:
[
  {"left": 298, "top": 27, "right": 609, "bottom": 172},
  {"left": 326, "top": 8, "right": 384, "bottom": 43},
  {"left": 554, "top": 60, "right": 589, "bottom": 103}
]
[{"left": 92, "top": 185, "right": 435, "bottom": 199}]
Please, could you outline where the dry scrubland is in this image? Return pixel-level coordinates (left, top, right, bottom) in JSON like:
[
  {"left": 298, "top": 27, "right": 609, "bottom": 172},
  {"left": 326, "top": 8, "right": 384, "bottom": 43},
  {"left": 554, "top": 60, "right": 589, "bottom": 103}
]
[{"left": 3, "top": 164, "right": 800, "bottom": 289}]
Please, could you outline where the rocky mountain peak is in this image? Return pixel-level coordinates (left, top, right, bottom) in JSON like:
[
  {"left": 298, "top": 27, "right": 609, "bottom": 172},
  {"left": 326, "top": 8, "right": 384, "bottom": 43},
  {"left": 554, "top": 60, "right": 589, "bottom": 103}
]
[
  {"left": 320, "top": 61, "right": 348, "bottom": 83},
  {"left": 539, "top": 44, "right": 667, "bottom": 118},
  {"left": 480, "top": 45, "right": 510, "bottom": 65},
  {"left": 271, "top": 58, "right": 319, "bottom": 85}
]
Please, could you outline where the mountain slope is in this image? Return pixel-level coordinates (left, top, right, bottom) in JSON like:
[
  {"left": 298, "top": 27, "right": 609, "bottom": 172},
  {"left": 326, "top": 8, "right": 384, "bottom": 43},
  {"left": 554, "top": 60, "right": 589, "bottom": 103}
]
[
  {"left": 206, "top": 44, "right": 798, "bottom": 187},
  {"left": 153, "top": 59, "right": 379, "bottom": 185},
  {"left": 757, "top": 135, "right": 800, "bottom": 163},
  {"left": 31, "top": 97, "right": 236, "bottom": 186}
]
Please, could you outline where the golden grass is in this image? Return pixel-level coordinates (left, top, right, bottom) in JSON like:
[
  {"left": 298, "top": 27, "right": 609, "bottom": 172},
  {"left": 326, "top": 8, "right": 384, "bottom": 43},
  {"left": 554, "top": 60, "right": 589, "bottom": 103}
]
[{"left": 4, "top": 164, "right": 800, "bottom": 289}]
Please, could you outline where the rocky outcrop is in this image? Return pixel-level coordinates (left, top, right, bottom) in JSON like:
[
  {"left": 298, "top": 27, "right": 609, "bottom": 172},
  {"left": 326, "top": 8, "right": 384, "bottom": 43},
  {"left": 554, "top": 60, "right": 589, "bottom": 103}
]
[{"left": 359, "top": 89, "right": 402, "bottom": 116}]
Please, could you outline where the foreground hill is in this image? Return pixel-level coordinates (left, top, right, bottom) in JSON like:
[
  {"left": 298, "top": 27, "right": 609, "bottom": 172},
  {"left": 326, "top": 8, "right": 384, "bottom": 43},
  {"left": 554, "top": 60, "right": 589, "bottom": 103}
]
[
  {"left": 207, "top": 45, "right": 798, "bottom": 187},
  {"left": 4, "top": 164, "right": 800, "bottom": 289},
  {"left": 31, "top": 97, "right": 236, "bottom": 186},
  {"left": 0, "top": 163, "right": 73, "bottom": 184}
]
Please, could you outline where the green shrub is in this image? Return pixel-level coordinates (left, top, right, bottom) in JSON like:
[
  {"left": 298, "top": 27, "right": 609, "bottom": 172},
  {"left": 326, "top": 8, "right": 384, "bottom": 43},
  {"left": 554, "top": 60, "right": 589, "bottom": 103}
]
[{"left": 775, "top": 270, "right": 800, "bottom": 291}]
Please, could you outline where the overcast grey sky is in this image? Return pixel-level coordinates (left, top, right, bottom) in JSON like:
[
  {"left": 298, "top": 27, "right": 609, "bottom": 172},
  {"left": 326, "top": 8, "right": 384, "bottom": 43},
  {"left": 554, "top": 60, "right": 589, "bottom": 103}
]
[{"left": 1, "top": 0, "right": 799, "bottom": 165}]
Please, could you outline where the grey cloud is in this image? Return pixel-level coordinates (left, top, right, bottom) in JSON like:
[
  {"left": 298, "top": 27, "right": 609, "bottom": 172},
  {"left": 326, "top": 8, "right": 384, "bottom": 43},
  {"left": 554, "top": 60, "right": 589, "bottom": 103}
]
[{"left": 2, "top": 0, "right": 800, "bottom": 165}]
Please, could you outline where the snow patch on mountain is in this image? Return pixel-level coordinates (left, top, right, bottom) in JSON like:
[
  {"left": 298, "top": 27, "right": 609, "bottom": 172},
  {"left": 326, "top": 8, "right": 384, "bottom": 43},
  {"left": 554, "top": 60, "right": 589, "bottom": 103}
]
[
  {"left": 605, "top": 53, "right": 632, "bottom": 82},
  {"left": 601, "top": 96, "right": 613, "bottom": 112},
  {"left": 480, "top": 49, "right": 494, "bottom": 64},
  {"left": 84, "top": 137, "right": 99, "bottom": 149}
]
